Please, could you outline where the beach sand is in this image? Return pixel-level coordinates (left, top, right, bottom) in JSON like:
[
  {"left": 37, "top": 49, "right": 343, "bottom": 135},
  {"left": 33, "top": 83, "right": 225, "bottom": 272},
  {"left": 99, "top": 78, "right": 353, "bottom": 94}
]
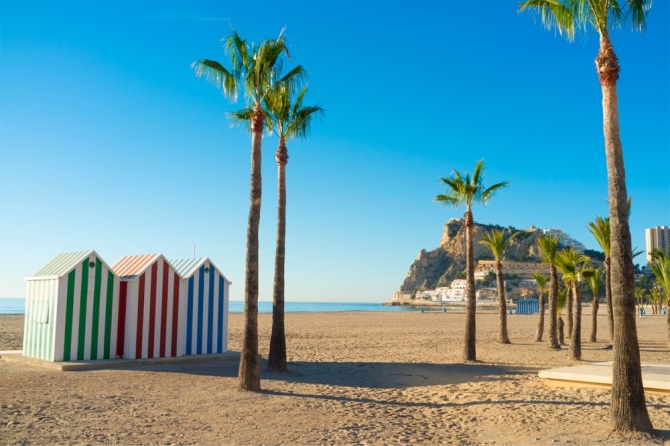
[{"left": 1, "top": 309, "right": 669, "bottom": 445}]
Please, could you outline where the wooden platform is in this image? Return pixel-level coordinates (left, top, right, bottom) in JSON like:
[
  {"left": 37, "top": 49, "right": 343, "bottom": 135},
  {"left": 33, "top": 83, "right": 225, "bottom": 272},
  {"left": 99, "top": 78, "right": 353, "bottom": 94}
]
[
  {"left": 539, "top": 362, "right": 670, "bottom": 394},
  {"left": 0, "top": 351, "right": 241, "bottom": 371}
]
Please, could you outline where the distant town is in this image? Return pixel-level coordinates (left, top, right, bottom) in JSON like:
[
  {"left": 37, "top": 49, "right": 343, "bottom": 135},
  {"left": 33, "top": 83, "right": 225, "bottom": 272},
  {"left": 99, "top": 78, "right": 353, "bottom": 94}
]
[{"left": 392, "top": 225, "right": 668, "bottom": 304}]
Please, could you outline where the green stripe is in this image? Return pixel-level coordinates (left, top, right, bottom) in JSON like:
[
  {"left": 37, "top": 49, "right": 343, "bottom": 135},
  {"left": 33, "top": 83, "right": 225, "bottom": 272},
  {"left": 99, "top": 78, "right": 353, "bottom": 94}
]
[
  {"left": 90, "top": 258, "right": 103, "bottom": 360},
  {"left": 77, "top": 259, "right": 90, "bottom": 360},
  {"left": 47, "top": 280, "right": 56, "bottom": 360},
  {"left": 63, "top": 270, "right": 76, "bottom": 361},
  {"left": 103, "top": 271, "right": 114, "bottom": 359}
]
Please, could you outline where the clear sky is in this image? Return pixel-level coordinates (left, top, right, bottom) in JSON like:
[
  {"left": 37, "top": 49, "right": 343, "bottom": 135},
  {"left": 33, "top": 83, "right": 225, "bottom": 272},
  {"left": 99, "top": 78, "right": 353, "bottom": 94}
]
[{"left": 1, "top": 1, "right": 668, "bottom": 302}]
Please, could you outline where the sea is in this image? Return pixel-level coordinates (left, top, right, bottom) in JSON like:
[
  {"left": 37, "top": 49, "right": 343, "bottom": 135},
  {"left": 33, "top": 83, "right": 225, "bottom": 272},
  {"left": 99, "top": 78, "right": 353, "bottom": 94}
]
[{"left": 0, "top": 298, "right": 420, "bottom": 315}]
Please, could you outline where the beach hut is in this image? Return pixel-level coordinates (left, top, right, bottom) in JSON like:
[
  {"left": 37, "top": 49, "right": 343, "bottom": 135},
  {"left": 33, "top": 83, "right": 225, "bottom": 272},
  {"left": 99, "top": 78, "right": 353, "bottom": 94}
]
[
  {"left": 170, "top": 258, "right": 231, "bottom": 355},
  {"left": 516, "top": 298, "right": 539, "bottom": 315},
  {"left": 112, "top": 254, "right": 186, "bottom": 359},
  {"left": 24, "top": 250, "right": 121, "bottom": 362}
]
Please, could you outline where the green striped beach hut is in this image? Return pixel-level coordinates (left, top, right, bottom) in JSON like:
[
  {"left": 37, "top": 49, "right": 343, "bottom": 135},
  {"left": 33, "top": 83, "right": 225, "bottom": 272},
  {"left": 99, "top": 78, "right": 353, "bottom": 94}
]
[{"left": 24, "top": 250, "right": 121, "bottom": 362}]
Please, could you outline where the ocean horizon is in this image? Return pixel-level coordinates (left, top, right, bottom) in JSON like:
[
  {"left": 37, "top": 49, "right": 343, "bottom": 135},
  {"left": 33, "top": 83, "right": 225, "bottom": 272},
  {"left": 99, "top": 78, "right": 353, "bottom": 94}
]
[{"left": 0, "top": 298, "right": 418, "bottom": 315}]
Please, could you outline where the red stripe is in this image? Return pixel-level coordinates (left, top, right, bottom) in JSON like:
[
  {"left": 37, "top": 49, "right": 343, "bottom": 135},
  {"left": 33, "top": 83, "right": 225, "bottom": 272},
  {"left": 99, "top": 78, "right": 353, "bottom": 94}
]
[
  {"left": 148, "top": 262, "right": 158, "bottom": 359},
  {"left": 159, "top": 260, "right": 169, "bottom": 357},
  {"left": 171, "top": 272, "right": 180, "bottom": 357},
  {"left": 116, "top": 281, "right": 128, "bottom": 358},
  {"left": 136, "top": 273, "right": 146, "bottom": 359}
]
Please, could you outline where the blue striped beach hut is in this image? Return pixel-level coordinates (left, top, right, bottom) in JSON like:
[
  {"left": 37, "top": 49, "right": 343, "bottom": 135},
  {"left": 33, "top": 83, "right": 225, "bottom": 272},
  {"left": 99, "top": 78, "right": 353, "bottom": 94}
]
[
  {"left": 170, "top": 258, "right": 230, "bottom": 355},
  {"left": 516, "top": 298, "right": 539, "bottom": 315},
  {"left": 24, "top": 251, "right": 121, "bottom": 362}
]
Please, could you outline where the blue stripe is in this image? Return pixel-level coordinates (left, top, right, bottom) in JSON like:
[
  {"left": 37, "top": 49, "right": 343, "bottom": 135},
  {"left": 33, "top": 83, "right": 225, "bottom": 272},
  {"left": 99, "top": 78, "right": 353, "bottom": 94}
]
[
  {"left": 207, "top": 264, "right": 214, "bottom": 354},
  {"left": 186, "top": 277, "right": 194, "bottom": 355},
  {"left": 217, "top": 275, "right": 224, "bottom": 353},
  {"left": 197, "top": 266, "right": 204, "bottom": 354}
]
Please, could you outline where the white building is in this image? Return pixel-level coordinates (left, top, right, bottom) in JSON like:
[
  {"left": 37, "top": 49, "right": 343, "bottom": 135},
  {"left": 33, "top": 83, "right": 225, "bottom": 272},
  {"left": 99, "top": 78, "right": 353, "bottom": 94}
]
[
  {"left": 543, "top": 228, "right": 586, "bottom": 253},
  {"left": 646, "top": 226, "right": 670, "bottom": 263}
]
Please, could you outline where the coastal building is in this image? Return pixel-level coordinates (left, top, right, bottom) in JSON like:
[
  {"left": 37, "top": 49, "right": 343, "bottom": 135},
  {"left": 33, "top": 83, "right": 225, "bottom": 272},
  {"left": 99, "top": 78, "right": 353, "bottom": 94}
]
[
  {"left": 112, "top": 254, "right": 187, "bottom": 360},
  {"left": 542, "top": 228, "right": 586, "bottom": 253},
  {"left": 475, "top": 260, "right": 549, "bottom": 277},
  {"left": 646, "top": 226, "right": 670, "bottom": 263},
  {"left": 171, "top": 258, "right": 231, "bottom": 355},
  {"left": 23, "top": 250, "right": 122, "bottom": 362}
]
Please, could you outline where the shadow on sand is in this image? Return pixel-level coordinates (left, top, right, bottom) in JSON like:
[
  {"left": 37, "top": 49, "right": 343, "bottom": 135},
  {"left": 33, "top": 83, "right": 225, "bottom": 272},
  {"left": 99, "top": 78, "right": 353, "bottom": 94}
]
[{"left": 107, "top": 358, "right": 541, "bottom": 389}]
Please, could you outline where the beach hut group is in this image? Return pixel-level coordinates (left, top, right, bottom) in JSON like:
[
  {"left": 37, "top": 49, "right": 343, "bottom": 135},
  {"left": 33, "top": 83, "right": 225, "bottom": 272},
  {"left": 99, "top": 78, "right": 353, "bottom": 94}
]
[{"left": 23, "top": 251, "right": 230, "bottom": 362}]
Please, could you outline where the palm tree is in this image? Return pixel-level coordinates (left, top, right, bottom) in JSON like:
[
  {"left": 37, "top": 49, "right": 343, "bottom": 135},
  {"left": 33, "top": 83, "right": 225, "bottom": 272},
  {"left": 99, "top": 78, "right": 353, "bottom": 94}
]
[
  {"left": 557, "top": 249, "right": 590, "bottom": 360},
  {"left": 532, "top": 272, "right": 549, "bottom": 342},
  {"left": 193, "top": 28, "right": 304, "bottom": 391},
  {"left": 263, "top": 86, "right": 323, "bottom": 371},
  {"left": 557, "top": 283, "right": 569, "bottom": 345},
  {"left": 480, "top": 230, "right": 519, "bottom": 344},
  {"left": 435, "top": 160, "right": 508, "bottom": 361},
  {"left": 537, "top": 234, "right": 562, "bottom": 349},
  {"left": 634, "top": 287, "right": 647, "bottom": 314},
  {"left": 582, "top": 267, "right": 604, "bottom": 342},
  {"left": 649, "top": 249, "right": 670, "bottom": 346},
  {"left": 587, "top": 216, "right": 613, "bottom": 343},
  {"left": 519, "top": 0, "right": 654, "bottom": 432}
]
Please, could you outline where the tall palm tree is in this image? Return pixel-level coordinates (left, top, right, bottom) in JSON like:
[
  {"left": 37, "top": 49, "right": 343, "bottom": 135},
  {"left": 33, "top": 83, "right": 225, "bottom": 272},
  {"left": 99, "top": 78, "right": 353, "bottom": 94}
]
[
  {"left": 532, "top": 272, "right": 549, "bottom": 342},
  {"left": 537, "top": 234, "right": 562, "bottom": 349},
  {"left": 557, "top": 249, "right": 590, "bottom": 360},
  {"left": 435, "top": 160, "right": 508, "bottom": 361},
  {"left": 582, "top": 267, "right": 604, "bottom": 342},
  {"left": 586, "top": 216, "right": 613, "bottom": 342},
  {"left": 193, "top": 28, "right": 304, "bottom": 391},
  {"left": 480, "top": 230, "right": 519, "bottom": 344},
  {"left": 519, "top": 0, "right": 653, "bottom": 432},
  {"left": 263, "top": 86, "right": 323, "bottom": 371}
]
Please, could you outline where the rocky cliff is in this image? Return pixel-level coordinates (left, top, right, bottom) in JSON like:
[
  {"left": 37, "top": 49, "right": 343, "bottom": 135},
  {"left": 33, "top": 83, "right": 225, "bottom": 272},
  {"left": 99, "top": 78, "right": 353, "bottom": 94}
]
[{"left": 396, "top": 219, "right": 546, "bottom": 294}]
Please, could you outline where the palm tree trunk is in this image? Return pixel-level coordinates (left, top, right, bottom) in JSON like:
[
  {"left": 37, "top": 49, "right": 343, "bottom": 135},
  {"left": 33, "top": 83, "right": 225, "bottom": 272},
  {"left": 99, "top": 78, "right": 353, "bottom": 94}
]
[
  {"left": 463, "top": 208, "right": 477, "bottom": 361},
  {"left": 534, "top": 291, "right": 545, "bottom": 342},
  {"left": 597, "top": 33, "right": 653, "bottom": 433},
  {"left": 569, "top": 282, "right": 581, "bottom": 360},
  {"left": 238, "top": 105, "right": 264, "bottom": 391},
  {"left": 589, "top": 292, "right": 599, "bottom": 343},
  {"left": 268, "top": 139, "right": 288, "bottom": 371},
  {"left": 496, "top": 260, "right": 510, "bottom": 344},
  {"left": 605, "top": 257, "right": 614, "bottom": 343},
  {"left": 547, "top": 265, "right": 560, "bottom": 349},
  {"left": 558, "top": 316, "right": 564, "bottom": 345},
  {"left": 566, "top": 285, "right": 573, "bottom": 341}
]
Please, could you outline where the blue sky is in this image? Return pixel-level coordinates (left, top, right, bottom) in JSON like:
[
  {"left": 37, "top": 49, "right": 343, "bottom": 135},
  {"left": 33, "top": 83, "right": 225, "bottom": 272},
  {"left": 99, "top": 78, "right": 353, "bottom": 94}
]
[{"left": 1, "top": 1, "right": 668, "bottom": 302}]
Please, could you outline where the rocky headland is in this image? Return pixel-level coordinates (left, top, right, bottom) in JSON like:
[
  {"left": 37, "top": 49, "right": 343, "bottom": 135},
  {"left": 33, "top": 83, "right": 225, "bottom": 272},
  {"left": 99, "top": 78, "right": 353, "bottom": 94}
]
[{"left": 395, "top": 219, "right": 546, "bottom": 297}]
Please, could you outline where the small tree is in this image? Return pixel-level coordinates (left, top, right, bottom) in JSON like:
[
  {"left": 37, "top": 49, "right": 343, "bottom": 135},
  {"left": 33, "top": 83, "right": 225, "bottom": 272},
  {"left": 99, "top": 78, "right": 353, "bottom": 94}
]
[{"left": 532, "top": 272, "right": 550, "bottom": 342}]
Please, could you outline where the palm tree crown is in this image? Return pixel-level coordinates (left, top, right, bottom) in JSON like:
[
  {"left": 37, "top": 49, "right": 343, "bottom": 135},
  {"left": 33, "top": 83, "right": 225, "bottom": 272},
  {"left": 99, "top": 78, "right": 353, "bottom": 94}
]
[
  {"left": 537, "top": 234, "right": 562, "bottom": 265},
  {"left": 192, "top": 28, "right": 305, "bottom": 107},
  {"left": 435, "top": 160, "right": 509, "bottom": 210},
  {"left": 587, "top": 216, "right": 611, "bottom": 257},
  {"left": 582, "top": 267, "right": 604, "bottom": 299},
  {"left": 532, "top": 272, "right": 549, "bottom": 293},
  {"left": 479, "top": 230, "right": 518, "bottom": 261},
  {"left": 556, "top": 248, "right": 590, "bottom": 283},
  {"left": 518, "top": 0, "right": 650, "bottom": 39}
]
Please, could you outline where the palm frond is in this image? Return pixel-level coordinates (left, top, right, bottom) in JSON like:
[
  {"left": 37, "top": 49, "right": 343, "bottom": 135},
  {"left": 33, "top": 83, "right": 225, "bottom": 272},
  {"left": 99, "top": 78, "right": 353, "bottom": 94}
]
[
  {"left": 586, "top": 215, "right": 610, "bottom": 256},
  {"left": 537, "top": 234, "right": 563, "bottom": 264},
  {"left": 228, "top": 107, "right": 254, "bottom": 133},
  {"left": 481, "top": 181, "right": 510, "bottom": 204},
  {"left": 191, "top": 59, "right": 238, "bottom": 101},
  {"left": 519, "top": 0, "right": 577, "bottom": 40}
]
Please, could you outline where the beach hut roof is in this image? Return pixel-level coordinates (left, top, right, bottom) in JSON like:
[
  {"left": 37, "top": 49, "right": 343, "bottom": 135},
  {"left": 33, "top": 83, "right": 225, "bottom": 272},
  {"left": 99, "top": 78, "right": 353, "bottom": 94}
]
[
  {"left": 111, "top": 254, "right": 163, "bottom": 280},
  {"left": 28, "top": 250, "right": 109, "bottom": 280},
  {"left": 170, "top": 257, "right": 231, "bottom": 284}
]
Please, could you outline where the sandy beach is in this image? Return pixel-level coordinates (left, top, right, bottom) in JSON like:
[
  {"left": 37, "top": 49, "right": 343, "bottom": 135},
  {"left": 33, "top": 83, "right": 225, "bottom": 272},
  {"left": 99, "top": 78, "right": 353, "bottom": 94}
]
[{"left": 1, "top": 309, "right": 669, "bottom": 445}]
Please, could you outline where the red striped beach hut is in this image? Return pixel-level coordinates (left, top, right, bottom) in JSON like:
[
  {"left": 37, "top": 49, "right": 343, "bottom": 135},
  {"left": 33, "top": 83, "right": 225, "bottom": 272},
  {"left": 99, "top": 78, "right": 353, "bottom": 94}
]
[
  {"left": 170, "top": 258, "right": 230, "bottom": 355},
  {"left": 24, "top": 250, "right": 121, "bottom": 362},
  {"left": 111, "top": 254, "right": 186, "bottom": 359}
]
